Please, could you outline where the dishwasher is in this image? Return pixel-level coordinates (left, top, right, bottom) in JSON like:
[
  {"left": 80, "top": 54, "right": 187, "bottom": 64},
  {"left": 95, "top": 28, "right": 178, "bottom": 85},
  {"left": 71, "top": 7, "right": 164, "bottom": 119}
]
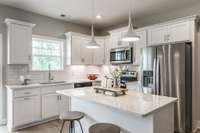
[{"left": 74, "top": 82, "right": 93, "bottom": 88}]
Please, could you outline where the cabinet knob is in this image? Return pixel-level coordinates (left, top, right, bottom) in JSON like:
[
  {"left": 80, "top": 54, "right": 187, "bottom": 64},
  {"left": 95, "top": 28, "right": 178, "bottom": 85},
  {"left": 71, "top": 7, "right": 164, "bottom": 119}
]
[
  {"left": 24, "top": 97, "right": 30, "bottom": 100},
  {"left": 81, "top": 58, "right": 85, "bottom": 62},
  {"left": 28, "top": 55, "right": 32, "bottom": 61},
  {"left": 24, "top": 92, "right": 31, "bottom": 95}
]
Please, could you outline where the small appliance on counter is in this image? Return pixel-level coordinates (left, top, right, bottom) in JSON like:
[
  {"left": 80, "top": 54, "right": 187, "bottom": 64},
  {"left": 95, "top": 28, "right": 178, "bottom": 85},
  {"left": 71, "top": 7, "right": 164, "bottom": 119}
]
[{"left": 120, "top": 71, "right": 138, "bottom": 88}]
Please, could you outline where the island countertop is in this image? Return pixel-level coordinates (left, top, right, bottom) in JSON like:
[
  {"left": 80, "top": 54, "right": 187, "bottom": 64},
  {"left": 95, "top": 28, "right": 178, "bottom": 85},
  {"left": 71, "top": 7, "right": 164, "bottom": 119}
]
[{"left": 57, "top": 87, "right": 177, "bottom": 116}]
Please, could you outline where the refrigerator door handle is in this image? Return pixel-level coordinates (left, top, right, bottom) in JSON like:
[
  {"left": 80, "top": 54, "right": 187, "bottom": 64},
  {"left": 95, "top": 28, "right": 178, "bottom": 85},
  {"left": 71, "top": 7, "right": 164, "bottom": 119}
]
[
  {"left": 156, "top": 59, "right": 160, "bottom": 95},
  {"left": 152, "top": 58, "right": 157, "bottom": 94}
]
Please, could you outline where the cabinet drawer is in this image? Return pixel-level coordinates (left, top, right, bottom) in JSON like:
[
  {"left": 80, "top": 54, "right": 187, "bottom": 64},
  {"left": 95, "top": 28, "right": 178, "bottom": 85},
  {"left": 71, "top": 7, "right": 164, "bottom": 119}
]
[
  {"left": 41, "top": 84, "right": 74, "bottom": 94},
  {"left": 14, "top": 88, "right": 40, "bottom": 98}
]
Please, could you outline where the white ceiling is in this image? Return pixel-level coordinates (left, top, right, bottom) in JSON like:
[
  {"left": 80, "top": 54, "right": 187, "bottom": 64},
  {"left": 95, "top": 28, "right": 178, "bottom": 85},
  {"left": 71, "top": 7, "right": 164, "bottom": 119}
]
[{"left": 0, "top": 0, "right": 199, "bottom": 29}]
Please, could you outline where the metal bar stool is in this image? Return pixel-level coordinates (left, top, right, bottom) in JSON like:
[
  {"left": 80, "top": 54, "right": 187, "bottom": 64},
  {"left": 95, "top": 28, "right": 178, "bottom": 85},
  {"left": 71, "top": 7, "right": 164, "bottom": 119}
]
[
  {"left": 89, "top": 123, "right": 120, "bottom": 133},
  {"left": 59, "top": 111, "right": 84, "bottom": 133}
]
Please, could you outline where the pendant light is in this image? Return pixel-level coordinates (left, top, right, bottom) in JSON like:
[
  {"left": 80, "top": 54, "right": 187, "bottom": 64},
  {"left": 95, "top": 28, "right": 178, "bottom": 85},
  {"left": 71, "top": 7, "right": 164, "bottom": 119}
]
[
  {"left": 121, "top": 0, "right": 140, "bottom": 42},
  {"left": 85, "top": 0, "right": 100, "bottom": 49}
]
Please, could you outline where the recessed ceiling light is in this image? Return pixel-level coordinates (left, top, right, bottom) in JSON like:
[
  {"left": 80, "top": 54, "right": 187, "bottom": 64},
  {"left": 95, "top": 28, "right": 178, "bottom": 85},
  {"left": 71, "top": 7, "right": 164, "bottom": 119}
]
[{"left": 96, "top": 14, "right": 102, "bottom": 19}]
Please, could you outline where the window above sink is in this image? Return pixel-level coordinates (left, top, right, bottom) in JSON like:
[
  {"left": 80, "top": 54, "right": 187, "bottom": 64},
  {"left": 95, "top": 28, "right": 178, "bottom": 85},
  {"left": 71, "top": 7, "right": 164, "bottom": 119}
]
[{"left": 31, "top": 35, "right": 65, "bottom": 71}]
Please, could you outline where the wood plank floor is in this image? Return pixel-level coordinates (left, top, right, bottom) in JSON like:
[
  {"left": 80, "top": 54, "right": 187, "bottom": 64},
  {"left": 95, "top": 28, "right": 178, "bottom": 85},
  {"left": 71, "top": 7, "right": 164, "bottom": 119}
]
[{"left": 0, "top": 121, "right": 69, "bottom": 133}]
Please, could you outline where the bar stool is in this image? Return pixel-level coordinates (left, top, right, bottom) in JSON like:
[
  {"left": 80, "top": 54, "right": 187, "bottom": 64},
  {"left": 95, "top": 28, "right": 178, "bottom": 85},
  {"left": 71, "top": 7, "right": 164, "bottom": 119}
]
[
  {"left": 59, "top": 111, "right": 84, "bottom": 133},
  {"left": 89, "top": 123, "right": 120, "bottom": 133}
]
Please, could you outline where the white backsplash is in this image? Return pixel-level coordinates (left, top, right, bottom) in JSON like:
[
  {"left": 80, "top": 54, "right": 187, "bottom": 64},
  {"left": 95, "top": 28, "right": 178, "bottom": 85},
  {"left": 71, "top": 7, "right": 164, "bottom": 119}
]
[
  {"left": 6, "top": 65, "right": 102, "bottom": 85},
  {"left": 6, "top": 64, "right": 139, "bottom": 85}
]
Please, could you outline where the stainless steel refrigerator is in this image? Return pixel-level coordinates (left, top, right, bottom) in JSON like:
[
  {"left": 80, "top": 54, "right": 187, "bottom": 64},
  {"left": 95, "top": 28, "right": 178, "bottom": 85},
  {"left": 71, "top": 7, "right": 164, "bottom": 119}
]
[{"left": 140, "top": 42, "right": 192, "bottom": 133}]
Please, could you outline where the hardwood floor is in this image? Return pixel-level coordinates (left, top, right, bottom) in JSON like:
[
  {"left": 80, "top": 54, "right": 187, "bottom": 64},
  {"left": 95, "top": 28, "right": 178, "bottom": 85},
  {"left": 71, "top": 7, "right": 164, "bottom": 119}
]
[{"left": 0, "top": 121, "right": 69, "bottom": 133}]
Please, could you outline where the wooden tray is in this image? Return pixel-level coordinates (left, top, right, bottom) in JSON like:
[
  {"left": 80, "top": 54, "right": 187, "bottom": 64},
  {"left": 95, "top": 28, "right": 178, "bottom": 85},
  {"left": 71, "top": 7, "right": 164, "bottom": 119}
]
[{"left": 93, "top": 87, "right": 128, "bottom": 97}]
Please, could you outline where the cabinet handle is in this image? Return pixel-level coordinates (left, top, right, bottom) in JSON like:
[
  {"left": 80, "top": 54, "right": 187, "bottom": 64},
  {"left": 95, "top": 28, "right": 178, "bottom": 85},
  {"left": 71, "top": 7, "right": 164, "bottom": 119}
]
[
  {"left": 28, "top": 55, "right": 32, "bottom": 61},
  {"left": 164, "top": 35, "right": 167, "bottom": 42},
  {"left": 81, "top": 58, "right": 85, "bottom": 63},
  {"left": 24, "top": 92, "right": 31, "bottom": 95},
  {"left": 167, "top": 34, "right": 170, "bottom": 42},
  {"left": 57, "top": 95, "right": 60, "bottom": 100},
  {"left": 60, "top": 95, "right": 62, "bottom": 100},
  {"left": 24, "top": 97, "right": 30, "bottom": 100}
]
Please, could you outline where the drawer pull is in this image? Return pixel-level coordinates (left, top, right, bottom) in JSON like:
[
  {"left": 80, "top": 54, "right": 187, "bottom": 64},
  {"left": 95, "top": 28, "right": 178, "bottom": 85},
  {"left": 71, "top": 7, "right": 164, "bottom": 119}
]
[
  {"left": 23, "top": 97, "right": 30, "bottom": 100},
  {"left": 24, "top": 92, "right": 31, "bottom": 95}
]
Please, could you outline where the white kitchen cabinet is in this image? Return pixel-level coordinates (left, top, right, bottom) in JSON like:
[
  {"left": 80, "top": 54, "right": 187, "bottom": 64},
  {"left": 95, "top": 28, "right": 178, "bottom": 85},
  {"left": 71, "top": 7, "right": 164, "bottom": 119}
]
[
  {"left": 133, "top": 30, "right": 147, "bottom": 65},
  {"left": 42, "top": 93, "right": 59, "bottom": 119},
  {"left": 148, "top": 25, "right": 168, "bottom": 45},
  {"left": 167, "top": 21, "right": 190, "bottom": 42},
  {"left": 148, "top": 21, "right": 191, "bottom": 46},
  {"left": 14, "top": 96, "right": 40, "bottom": 127},
  {"left": 59, "top": 95, "right": 70, "bottom": 115},
  {"left": 5, "top": 18, "right": 35, "bottom": 64},
  {"left": 80, "top": 38, "right": 93, "bottom": 65},
  {"left": 93, "top": 38, "right": 105, "bottom": 65},
  {"left": 110, "top": 32, "right": 123, "bottom": 48},
  {"left": 66, "top": 32, "right": 105, "bottom": 65},
  {"left": 104, "top": 37, "right": 111, "bottom": 65}
]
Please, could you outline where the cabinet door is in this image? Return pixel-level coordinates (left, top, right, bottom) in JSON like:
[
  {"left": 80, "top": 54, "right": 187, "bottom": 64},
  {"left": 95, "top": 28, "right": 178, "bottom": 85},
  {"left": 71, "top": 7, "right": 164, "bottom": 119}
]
[
  {"left": 121, "top": 31, "right": 132, "bottom": 47},
  {"left": 104, "top": 38, "right": 111, "bottom": 65},
  {"left": 148, "top": 26, "right": 168, "bottom": 45},
  {"left": 168, "top": 21, "right": 190, "bottom": 42},
  {"left": 9, "top": 24, "right": 32, "bottom": 64},
  {"left": 59, "top": 95, "right": 70, "bottom": 115},
  {"left": 133, "top": 30, "right": 147, "bottom": 65},
  {"left": 71, "top": 36, "right": 81, "bottom": 64},
  {"left": 110, "top": 32, "right": 122, "bottom": 48},
  {"left": 13, "top": 96, "right": 40, "bottom": 127},
  {"left": 42, "top": 93, "right": 59, "bottom": 119},
  {"left": 93, "top": 39, "right": 105, "bottom": 65},
  {"left": 80, "top": 38, "right": 93, "bottom": 65}
]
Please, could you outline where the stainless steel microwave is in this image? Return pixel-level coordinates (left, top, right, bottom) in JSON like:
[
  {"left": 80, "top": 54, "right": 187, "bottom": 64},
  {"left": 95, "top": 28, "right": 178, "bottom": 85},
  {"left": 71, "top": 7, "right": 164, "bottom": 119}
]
[{"left": 110, "top": 47, "right": 133, "bottom": 64}]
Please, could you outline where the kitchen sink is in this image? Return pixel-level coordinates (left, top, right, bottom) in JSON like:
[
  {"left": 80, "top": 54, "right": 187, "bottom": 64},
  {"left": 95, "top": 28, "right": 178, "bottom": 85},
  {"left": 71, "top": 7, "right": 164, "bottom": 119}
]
[{"left": 40, "top": 81, "right": 66, "bottom": 84}]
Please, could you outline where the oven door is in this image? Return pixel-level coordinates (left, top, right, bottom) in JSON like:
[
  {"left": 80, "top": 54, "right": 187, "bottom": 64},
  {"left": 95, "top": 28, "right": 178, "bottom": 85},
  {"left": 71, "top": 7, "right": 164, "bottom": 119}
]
[{"left": 110, "top": 47, "right": 133, "bottom": 64}]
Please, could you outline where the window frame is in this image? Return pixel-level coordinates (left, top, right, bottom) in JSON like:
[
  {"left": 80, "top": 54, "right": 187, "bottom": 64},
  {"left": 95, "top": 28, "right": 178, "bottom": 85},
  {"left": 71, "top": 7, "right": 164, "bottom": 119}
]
[{"left": 31, "top": 35, "right": 65, "bottom": 72}]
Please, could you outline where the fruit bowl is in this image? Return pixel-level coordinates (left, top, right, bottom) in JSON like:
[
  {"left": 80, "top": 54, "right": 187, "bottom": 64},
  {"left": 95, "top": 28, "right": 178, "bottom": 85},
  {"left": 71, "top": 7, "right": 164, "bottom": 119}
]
[{"left": 87, "top": 74, "right": 98, "bottom": 80}]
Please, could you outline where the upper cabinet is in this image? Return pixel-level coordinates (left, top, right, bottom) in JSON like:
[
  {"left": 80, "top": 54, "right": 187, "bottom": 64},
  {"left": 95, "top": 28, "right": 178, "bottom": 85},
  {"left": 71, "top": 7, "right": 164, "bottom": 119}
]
[
  {"left": 93, "top": 38, "right": 105, "bottom": 65},
  {"left": 133, "top": 30, "right": 147, "bottom": 65},
  {"left": 5, "top": 18, "right": 35, "bottom": 64},
  {"left": 148, "top": 21, "right": 192, "bottom": 46},
  {"left": 65, "top": 32, "right": 105, "bottom": 65}
]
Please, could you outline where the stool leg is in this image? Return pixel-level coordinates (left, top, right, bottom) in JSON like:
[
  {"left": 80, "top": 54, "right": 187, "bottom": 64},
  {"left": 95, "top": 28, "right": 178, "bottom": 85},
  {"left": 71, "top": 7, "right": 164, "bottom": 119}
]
[
  {"left": 72, "top": 121, "right": 75, "bottom": 133},
  {"left": 77, "top": 120, "right": 84, "bottom": 133},
  {"left": 60, "top": 120, "right": 66, "bottom": 133},
  {"left": 69, "top": 121, "right": 71, "bottom": 133}
]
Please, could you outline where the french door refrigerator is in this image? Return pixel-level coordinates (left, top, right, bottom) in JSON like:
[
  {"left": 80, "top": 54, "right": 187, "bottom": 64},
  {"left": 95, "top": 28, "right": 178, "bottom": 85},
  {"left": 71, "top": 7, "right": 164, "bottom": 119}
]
[{"left": 140, "top": 42, "right": 192, "bottom": 133}]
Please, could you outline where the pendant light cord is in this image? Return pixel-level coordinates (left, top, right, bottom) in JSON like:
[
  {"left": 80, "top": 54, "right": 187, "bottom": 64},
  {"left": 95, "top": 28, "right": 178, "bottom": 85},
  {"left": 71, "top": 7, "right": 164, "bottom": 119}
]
[
  {"left": 91, "top": 0, "right": 95, "bottom": 38},
  {"left": 128, "top": 0, "right": 133, "bottom": 30}
]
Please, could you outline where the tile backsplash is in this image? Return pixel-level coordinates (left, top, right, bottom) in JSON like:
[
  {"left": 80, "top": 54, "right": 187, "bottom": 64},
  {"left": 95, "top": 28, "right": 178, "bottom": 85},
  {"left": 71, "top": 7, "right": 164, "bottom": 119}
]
[
  {"left": 6, "top": 64, "right": 139, "bottom": 85},
  {"left": 6, "top": 65, "right": 102, "bottom": 85}
]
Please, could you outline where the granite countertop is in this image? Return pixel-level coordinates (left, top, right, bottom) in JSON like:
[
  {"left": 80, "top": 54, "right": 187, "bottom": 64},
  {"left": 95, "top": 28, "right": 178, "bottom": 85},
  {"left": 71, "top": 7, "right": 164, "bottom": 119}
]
[
  {"left": 57, "top": 87, "right": 177, "bottom": 116},
  {"left": 6, "top": 79, "right": 101, "bottom": 89}
]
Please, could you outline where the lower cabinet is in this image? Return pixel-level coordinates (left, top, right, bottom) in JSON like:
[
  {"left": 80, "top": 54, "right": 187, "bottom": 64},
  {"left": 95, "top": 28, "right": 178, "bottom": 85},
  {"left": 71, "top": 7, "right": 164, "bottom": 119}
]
[
  {"left": 42, "top": 93, "right": 69, "bottom": 119},
  {"left": 13, "top": 96, "right": 40, "bottom": 127},
  {"left": 41, "top": 93, "right": 60, "bottom": 119}
]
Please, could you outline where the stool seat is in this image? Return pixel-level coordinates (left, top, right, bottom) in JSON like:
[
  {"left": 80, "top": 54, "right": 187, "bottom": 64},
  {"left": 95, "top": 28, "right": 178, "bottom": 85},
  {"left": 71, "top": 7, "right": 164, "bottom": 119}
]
[
  {"left": 60, "top": 111, "right": 84, "bottom": 121},
  {"left": 59, "top": 111, "right": 84, "bottom": 133},
  {"left": 89, "top": 123, "right": 120, "bottom": 133}
]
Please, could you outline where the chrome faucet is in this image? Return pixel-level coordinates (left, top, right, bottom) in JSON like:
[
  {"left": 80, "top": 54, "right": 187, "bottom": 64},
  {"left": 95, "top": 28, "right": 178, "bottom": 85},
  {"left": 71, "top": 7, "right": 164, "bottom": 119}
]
[{"left": 48, "top": 64, "right": 54, "bottom": 82}]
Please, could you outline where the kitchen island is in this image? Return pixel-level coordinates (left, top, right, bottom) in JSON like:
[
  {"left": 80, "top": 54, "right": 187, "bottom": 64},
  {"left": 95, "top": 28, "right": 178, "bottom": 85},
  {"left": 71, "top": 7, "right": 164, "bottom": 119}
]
[{"left": 57, "top": 87, "right": 177, "bottom": 133}]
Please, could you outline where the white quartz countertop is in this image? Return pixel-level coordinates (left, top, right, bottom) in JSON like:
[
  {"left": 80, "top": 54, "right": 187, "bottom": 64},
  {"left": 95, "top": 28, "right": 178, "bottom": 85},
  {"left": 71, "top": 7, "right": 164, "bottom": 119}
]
[
  {"left": 6, "top": 79, "right": 101, "bottom": 89},
  {"left": 57, "top": 87, "right": 177, "bottom": 116}
]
